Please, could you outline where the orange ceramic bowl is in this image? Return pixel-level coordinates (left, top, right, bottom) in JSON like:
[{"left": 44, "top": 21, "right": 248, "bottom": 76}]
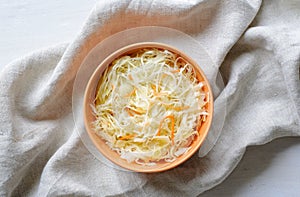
[{"left": 83, "top": 42, "right": 213, "bottom": 173}]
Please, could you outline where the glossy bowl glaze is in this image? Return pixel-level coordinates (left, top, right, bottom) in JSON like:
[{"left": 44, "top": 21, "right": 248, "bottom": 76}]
[{"left": 83, "top": 42, "right": 213, "bottom": 173}]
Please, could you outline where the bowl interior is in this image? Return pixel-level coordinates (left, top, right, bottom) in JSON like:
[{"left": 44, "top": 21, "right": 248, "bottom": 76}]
[{"left": 83, "top": 42, "right": 213, "bottom": 173}]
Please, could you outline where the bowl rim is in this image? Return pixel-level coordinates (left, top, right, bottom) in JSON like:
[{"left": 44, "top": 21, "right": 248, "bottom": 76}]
[{"left": 83, "top": 42, "right": 214, "bottom": 173}]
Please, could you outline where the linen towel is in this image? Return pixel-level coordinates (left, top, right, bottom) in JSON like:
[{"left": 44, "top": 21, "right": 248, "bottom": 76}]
[{"left": 0, "top": 0, "right": 299, "bottom": 196}]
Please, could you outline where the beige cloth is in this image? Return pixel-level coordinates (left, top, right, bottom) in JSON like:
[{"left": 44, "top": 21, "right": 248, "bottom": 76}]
[{"left": 0, "top": 0, "right": 299, "bottom": 196}]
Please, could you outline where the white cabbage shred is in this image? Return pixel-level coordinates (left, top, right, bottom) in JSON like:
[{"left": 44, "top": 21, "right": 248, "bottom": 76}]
[{"left": 92, "top": 48, "right": 208, "bottom": 165}]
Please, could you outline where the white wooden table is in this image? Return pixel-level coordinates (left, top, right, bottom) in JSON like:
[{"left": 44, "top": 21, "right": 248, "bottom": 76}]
[{"left": 1, "top": 1, "right": 299, "bottom": 196}]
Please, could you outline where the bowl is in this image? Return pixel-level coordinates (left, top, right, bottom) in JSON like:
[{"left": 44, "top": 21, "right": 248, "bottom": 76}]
[{"left": 83, "top": 42, "right": 213, "bottom": 173}]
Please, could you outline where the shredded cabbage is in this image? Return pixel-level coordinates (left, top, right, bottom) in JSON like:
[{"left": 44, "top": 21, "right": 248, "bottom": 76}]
[{"left": 92, "top": 48, "right": 208, "bottom": 165}]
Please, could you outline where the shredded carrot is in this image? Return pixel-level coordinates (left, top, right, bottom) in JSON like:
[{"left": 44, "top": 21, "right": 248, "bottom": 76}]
[
  {"left": 125, "top": 106, "right": 145, "bottom": 116},
  {"left": 118, "top": 134, "right": 136, "bottom": 140},
  {"left": 145, "top": 121, "right": 150, "bottom": 127},
  {"left": 169, "top": 105, "right": 190, "bottom": 111},
  {"left": 161, "top": 103, "right": 190, "bottom": 111},
  {"left": 151, "top": 84, "right": 159, "bottom": 96},
  {"left": 134, "top": 107, "right": 146, "bottom": 114},
  {"left": 161, "top": 73, "right": 168, "bottom": 79},
  {"left": 157, "top": 115, "right": 175, "bottom": 145},
  {"left": 128, "top": 74, "right": 133, "bottom": 81},
  {"left": 151, "top": 84, "right": 157, "bottom": 93},
  {"left": 171, "top": 69, "right": 180, "bottom": 73},
  {"left": 151, "top": 84, "right": 169, "bottom": 97},
  {"left": 125, "top": 107, "right": 134, "bottom": 117},
  {"left": 172, "top": 106, "right": 190, "bottom": 111},
  {"left": 123, "top": 87, "right": 136, "bottom": 98}
]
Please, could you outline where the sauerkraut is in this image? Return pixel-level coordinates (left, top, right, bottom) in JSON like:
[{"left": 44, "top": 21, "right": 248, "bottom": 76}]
[{"left": 92, "top": 48, "right": 208, "bottom": 165}]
